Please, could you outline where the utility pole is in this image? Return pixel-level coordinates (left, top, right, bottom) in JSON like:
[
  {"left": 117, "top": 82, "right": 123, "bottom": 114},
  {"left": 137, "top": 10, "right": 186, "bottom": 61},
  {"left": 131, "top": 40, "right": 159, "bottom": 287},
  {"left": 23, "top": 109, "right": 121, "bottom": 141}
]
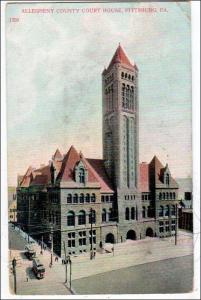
[
  {"left": 63, "top": 241, "right": 67, "bottom": 284},
  {"left": 12, "top": 258, "right": 17, "bottom": 294},
  {"left": 28, "top": 196, "right": 30, "bottom": 244},
  {"left": 175, "top": 204, "right": 178, "bottom": 245},
  {"left": 90, "top": 208, "right": 93, "bottom": 260},
  {"left": 50, "top": 225, "right": 53, "bottom": 265},
  {"left": 69, "top": 257, "right": 72, "bottom": 290},
  {"left": 41, "top": 235, "right": 43, "bottom": 254}
]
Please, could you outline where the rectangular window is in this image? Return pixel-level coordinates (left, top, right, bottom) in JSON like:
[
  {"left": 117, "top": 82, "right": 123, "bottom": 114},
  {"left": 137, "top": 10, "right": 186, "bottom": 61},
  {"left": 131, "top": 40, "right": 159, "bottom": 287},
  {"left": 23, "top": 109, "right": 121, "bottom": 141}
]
[
  {"left": 165, "top": 221, "right": 169, "bottom": 232},
  {"left": 171, "top": 220, "right": 176, "bottom": 231},
  {"left": 159, "top": 221, "right": 164, "bottom": 233},
  {"left": 101, "top": 195, "right": 105, "bottom": 202},
  {"left": 68, "top": 232, "right": 75, "bottom": 247},
  {"left": 89, "top": 230, "right": 96, "bottom": 244}
]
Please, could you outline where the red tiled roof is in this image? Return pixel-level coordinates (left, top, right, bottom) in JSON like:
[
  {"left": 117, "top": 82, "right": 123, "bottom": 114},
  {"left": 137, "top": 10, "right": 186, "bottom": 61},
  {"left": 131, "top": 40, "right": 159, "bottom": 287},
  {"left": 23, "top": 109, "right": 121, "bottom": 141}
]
[
  {"left": 52, "top": 148, "right": 63, "bottom": 161},
  {"left": 108, "top": 44, "right": 134, "bottom": 70},
  {"left": 57, "top": 146, "right": 98, "bottom": 183},
  {"left": 86, "top": 158, "right": 114, "bottom": 193},
  {"left": 149, "top": 156, "right": 178, "bottom": 188},
  {"left": 31, "top": 175, "right": 48, "bottom": 186},
  {"left": 139, "top": 162, "right": 149, "bottom": 192}
]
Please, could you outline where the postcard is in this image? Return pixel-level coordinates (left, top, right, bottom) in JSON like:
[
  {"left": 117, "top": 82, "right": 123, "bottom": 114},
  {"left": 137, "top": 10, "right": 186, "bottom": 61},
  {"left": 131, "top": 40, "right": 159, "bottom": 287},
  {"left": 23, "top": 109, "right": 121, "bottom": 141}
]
[{"left": 1, "top": 0, "right": 200, "bottom": 298}]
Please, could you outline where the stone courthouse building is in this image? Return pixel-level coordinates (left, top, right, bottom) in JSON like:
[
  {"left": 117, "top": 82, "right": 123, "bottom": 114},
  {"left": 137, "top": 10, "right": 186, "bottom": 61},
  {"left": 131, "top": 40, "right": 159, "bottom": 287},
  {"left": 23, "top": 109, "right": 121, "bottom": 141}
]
[{"left": 17, "top": 45, "right": 179, "bottom": 257}]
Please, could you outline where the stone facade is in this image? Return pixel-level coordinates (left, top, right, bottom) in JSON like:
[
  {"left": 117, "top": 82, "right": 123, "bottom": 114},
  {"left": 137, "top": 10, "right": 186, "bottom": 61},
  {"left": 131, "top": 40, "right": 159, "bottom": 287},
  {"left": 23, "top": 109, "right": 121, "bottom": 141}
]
[{"left": 16, "top": 45, "right": 179, "bottom": 257}]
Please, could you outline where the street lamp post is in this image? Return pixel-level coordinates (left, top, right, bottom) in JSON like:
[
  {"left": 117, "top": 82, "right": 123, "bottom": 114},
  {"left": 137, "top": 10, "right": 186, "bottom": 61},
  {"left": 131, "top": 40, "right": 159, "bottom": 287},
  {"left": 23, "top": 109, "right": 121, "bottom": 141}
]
[{"left": 66, "top": 255, "right": 72, "bottom": 289}]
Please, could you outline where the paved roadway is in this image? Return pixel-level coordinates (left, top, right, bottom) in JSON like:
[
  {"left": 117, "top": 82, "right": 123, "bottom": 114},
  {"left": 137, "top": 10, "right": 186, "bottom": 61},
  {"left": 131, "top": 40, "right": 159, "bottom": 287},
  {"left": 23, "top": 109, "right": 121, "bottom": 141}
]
[
  {"left": 72, "top": 255, "right": 193, "bottom": 294},
  {"left": 9, "top": 224, "right": 28, "bottom": 250}
]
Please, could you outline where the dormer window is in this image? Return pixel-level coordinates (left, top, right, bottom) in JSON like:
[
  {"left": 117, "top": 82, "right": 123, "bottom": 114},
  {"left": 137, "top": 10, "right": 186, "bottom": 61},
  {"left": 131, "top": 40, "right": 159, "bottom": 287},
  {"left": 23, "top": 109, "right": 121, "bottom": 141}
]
[
  {"left": 79, "top": 168, "right": 85, "bottom": 183},
  {"left": 165, "top": 174, "right": 170, "bottom": 185},
  {"left": 75, "top": 160, "right": 88, "bottom": 184}
]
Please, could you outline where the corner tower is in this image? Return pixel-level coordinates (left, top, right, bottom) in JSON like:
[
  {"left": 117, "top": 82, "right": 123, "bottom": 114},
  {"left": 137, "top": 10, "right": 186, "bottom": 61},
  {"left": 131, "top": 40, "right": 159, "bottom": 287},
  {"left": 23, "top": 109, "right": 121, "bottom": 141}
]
[{"left": 102, "top": 44, "right": 141, "bottom": 228}]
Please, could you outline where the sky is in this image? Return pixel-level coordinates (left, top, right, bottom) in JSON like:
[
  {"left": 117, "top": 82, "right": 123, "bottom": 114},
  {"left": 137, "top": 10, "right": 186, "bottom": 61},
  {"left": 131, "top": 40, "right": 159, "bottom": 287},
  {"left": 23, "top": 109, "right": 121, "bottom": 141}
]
[{"left": 6, "top": 1, "right": 192, "bottom": 186}]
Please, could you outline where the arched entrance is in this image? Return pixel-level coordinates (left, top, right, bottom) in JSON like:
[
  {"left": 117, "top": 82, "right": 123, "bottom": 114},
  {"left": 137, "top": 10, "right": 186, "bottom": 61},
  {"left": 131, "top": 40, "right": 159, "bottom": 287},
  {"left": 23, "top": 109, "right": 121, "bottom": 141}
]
[
  {"left": 105, "top": 233, "right": 115, "bottom": 244},
  {"left": 146, "top": 227, "right": 154, "bottom": 237},
  {"left": 126, "top": 230, "right": 136, "bottom": 240}
]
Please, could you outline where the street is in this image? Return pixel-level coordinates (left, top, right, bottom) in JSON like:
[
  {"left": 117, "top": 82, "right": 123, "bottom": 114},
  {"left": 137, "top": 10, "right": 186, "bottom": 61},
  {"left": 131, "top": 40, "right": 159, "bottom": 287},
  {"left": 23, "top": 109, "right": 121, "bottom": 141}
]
[
  {"left": 8, "top": 224, "right": 194, "bottom": 295},
  {"left": 72, "top": 255, "right": 193, "bottom": 294}
]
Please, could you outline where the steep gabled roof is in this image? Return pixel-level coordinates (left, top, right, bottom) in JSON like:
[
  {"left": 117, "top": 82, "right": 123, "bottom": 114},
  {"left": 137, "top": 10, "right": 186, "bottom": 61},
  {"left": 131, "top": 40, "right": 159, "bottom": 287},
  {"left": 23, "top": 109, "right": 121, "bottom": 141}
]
[
  {"left": 139, "top": 162, "right": 150, "bottom": 192},
  {"left": 52, "top": 148, "right": 63, "bottom": 161},
  {"left": 107, "top": 44, "right": 135, "bottom": 70},
  {"left": 57, "top": 146, "right": 98, "bottom": 183},
  {"left": 149, "top": 156, "right": 178, "bottom": 188},
  {"left": 86, "top": 158, "right": 114, "bottom": 193}
]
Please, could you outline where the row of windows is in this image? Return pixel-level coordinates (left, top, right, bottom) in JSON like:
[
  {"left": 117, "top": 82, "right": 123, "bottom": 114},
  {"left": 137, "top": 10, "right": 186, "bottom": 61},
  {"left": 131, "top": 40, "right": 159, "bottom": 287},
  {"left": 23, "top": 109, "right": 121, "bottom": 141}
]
[
  {"left": 122, "top": 84, "right": 135, "bottom": 111},
  {"left": 46, "top": 211, "right": 60, "bottom": 225},
  {"left": 68, "top": 230, "right": 96, "bottom": 247},
  {"left": 159, "top": 192, "right": 176, "bottom": 200},
  {"left": 121, "top": 72, "right": 135, "bottom": 82},
  {"left": 125, "top": 207, "right": 137, "bottom": 220},
  {"left": 159, "top": 205, "right": 176, "bottom": 217},
  {"left": 159, "top": 220, "right": 176, "bottom": 232},
  {"left": 125, "top": 195, "right": 135, "bottom": 200},
  {"left": 101, "top": 195, "right": 113, "bottom": 203},
  {"left": 49, "top": 193, "right": 59, "bottom": 204},
  {"left": 67, "top": 210, "right": 96, "bottom": 226},
  {"left": 67, "top": 193, "right": 96, "bottom": 204},
  {"left": 142, "top": 194, "right": 151, "bottom": 201},
  {"left": 142, "top": 206, "right": 152, "bottom": 218},
  {"left": 67, "top": 209, "right": 115, "bottom": 226}
]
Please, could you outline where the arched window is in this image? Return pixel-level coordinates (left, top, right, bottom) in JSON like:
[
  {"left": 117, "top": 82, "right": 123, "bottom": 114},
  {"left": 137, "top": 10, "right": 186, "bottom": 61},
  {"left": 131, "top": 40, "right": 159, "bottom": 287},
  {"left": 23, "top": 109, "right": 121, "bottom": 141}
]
[
  {"left": 142, "top": 206, "right": 146, "bottom": 218},
  {"left": 121, "top": 72, "right": 124, "bottom": 78},
  {"left": 109, "top": 208, "right": 113, "bottom": 221},
  {"left": 125, "top": 73, "right": 127, "bottom": 79},
  {"left": 171, "top": 205, "right": 176, "bottom": 216},
  {"left": 165, "top": 205, "right": 169, "bottom": 217},
  {"left": 170, "top": 192, "right": 172, "bottom": 199},
  {"left": 79, "top": 193, "right": 84, "bottom": 203},
  {"left": 67, "top": 194, "right": 72, "bottom": 204},
  {"left": 166, "top": 174, "right": 170, "bottom": 185},
  {"left": 159, "top": 206, "right": 164, "bottom": 217},
  {"left": 91, "top": 193, "right": 96, "bottom": 203},
  {"left": 79, "top": 168, "right": 85, "bottom": 183},
  {"left": 89, "top": 210, "right": 96, "bottom": 224},
  {"left": 67, "top": 211, "right": 75, "bottom": 226},
  {"left": 128, "top": 74, "right": 131, "bottom": 80},
  {"left": 159, "top": 193, "right": 162, "bottom": 200},
  {"left": 73, "top": 194, "right": 78, "bottom": 204},
  {"left": 102, "top": 209, "right": 107, "bottom": 223},
  {"left": 125, "top": 207, "right": 130, "bottom": 220},
  {"left": 163, "top": 192, "right": 166, "bottom": 200},
  {"left": 131, "top": 207, "right": 135, "bottom": 220},
  {"left": 173, "top": 192, "right": 176, "bottom": 200},
  {"left": 85, "top": 193, "right": 90, "bottom": 203},
  {"left": 78, "top": 210, "right": 86, "bottom": 225},
  {"left": 166, "top": 193, "right": 169, "bottom": 200}
]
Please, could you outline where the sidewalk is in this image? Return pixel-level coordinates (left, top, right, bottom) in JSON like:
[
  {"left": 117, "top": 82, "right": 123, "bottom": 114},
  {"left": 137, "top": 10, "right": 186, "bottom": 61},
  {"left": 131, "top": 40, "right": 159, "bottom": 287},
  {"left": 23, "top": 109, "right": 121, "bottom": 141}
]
[{"left": 9, "top": 229, "right": 193, "bottom": 295}]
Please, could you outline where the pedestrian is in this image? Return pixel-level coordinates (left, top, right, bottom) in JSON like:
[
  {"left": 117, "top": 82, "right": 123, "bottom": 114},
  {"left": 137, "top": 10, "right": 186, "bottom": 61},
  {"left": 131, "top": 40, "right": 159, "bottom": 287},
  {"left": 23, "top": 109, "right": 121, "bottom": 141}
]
[
  {"left": 26, "top": 276, "right": 29, "bottom": 282},
  {"left": 93, "top": 251, "right": 96, "bottom": 259}
]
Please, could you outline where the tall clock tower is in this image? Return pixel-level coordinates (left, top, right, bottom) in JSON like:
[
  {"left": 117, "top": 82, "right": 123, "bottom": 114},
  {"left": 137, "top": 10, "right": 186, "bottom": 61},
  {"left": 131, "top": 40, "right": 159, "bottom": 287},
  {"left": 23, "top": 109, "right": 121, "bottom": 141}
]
[{"left": 102, "top": 44, "right": 142, "bottom": 230}]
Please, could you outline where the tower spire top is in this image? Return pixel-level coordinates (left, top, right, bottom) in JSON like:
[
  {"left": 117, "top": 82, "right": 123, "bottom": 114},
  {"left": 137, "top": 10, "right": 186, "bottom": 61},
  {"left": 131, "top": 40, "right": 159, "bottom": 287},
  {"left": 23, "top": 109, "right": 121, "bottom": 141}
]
[{"left": 107, "top": 44, "right": 134, "bottom": 70}]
